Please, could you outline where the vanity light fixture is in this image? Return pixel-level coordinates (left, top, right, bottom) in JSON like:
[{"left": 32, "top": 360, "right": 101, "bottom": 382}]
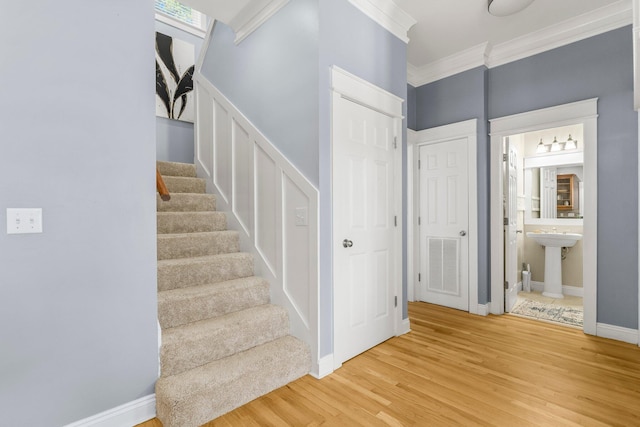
[
  {"left": 536, "top": 138, "right": 546, "bottom": 153},
  {"left": 488, "top": 0, "right": 535, "bottom": 17},
  {"left": 564, "top": 134, "right": 577, "bottom": 150},
  {"left": 550, "top": 136, "right": 562, "bottom": 152}
]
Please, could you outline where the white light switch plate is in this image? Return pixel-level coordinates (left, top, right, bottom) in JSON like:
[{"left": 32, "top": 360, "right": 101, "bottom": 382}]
[
  {"left": 295, "top": 207, "right": 308, "bottom": 226},
  {"left": 7, "top": 208, "right": 43, "bottom": 234}
]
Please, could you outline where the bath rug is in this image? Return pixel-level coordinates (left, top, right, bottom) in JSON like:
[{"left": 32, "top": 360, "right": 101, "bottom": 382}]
[{"left": 510, "top": 299, "right": 583, "bottom": 328}]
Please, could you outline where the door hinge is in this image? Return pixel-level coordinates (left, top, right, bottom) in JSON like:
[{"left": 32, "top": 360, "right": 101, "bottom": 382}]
[
  {"left": 394, "top": 296, "right": 398, "bottom": 307},
  {"left": 503, "top": 154, "right": 508, "bottom": 162},
  {"left": 418, "top": 216, "right": 421, "bottom": 226},
  {"left": 504, "top": 217, "right": 508, "bottom": 226},
  {"left": 394, "top": 216, "right": 397, "bottom": 227},
  {"left": 418, "top": 159, "right": 421, "bottom": 169},
  {"left": 504, "top": 281, "right": 509, "bottom": 290},
  {"left": 393, "top": 136, "right": 398, "bottom": 149},
  {"left": 418, "top": 273, "right": 421, "bottom": 282}
]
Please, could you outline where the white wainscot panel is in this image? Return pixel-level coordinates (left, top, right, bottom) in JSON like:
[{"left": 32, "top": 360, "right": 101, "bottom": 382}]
[
  {"left": 196, "top": 84, "right": 213, "bottom": 179},
  {"left": 255, "top": 145, "right": 279, "bottom": 275},
  {"left": 214, "top": 99, "right": 231, "bottom": 204},
  {"left": 194, "top": 72, "right": 320, "bottom": 377},
  {"left": 283, "top": 175, "right": 311, "bottom": 329},
  {"left": 232, "top": 119, "right": 252, "bottom": 238}
]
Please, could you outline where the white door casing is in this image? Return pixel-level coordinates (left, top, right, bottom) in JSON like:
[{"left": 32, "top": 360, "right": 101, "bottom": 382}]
[
  {"left": 331, "top": 66, "right": 404, "bottom": 369},
  {"left": 418, "top": 139, "right": 469, "bottom": 311},
  {"left": 504, "top": 140, "right": 518, "bottom": 312},
  {"left": 410, "top": 119, "right": 479, "bottom": 315},
  {"left": 489, "top": 99, "right": 598, "bottom": 335}
]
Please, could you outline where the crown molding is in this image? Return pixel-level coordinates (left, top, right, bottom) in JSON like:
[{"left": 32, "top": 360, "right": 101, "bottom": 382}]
[
  {"left": 408, "top": 0, "right": 632, "bottom": 87},
  {"left": 408, "top": 43, "right": 490, "bottom": 87},
  {"left": 488, "top": 0, "right": 632, "bottom": 68},
  {"left": 230, "top": 0, "right": 290, "bottom": 44},
  {"left": 347, "top": 0, "right": 417, "bottom": 43}
]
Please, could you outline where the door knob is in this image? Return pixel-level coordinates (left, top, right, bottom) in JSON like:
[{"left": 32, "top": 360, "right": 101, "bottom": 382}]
[
  {"left": 343, "top": 239, "right": 353, "bottom": 248},
  {"left": 459, "top": 231, "right": 467, "bottom": 237}
]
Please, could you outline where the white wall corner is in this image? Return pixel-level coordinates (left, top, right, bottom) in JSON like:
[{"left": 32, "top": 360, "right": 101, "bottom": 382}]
[
  {"left": 230, "top": 0, "right": 291, "bottom": 44},
  {"left": 63, "top": 395, "right": 156, "bottom": 427},
  {"left": 596, "top": 323, "right": 639, "bottom": 345},
  {"left": 347, "top": 0, "right": 417, "bottom": 43},
  {"left": 407, "top": 42, "right": 490, "bottom": 87},
  {"left": 311, "top": 354, "right": 335, "bottom": 379}
]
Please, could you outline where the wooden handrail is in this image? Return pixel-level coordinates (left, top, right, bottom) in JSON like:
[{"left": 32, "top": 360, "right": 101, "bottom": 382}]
[{"left": 156, "top": 168, "right": 171, "bottom": 201}]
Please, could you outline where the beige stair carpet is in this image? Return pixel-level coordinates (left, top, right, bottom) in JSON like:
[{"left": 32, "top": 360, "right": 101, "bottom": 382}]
[{"left": 155, "top": 160, "right": 310, "bottom": 427}]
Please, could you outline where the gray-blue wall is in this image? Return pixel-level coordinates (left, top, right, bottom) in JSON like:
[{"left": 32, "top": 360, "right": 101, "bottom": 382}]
[
  {"left": 413, "top": 26, "right": 638, "bottom": 329},
  {"left": 489, "top": 25, "right": 638, "bottom": 329},
  {"left": 0, "top": 1, "right": 159, "bottom": 425},
  {"left": 155, "top": 20, "right": 204, "bottom": 163},
  {"left": 199, "top": 0, "right": 408, "bottom": 358},
  {"left": 413, "top": 66, "right": 491, "bottom": 304},
  {"left": 200, "top": 0, "right": 320, "bottom": 186}
]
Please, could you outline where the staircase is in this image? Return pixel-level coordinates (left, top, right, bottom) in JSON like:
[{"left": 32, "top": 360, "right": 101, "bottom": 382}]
[{"left": 155, "top": 161, "right": 311, "bottom": 427}]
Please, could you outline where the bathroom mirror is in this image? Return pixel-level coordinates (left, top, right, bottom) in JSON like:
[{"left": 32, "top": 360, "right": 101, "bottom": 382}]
[{"left": 524, "top": 151, "right": 584, "bottom": 225}]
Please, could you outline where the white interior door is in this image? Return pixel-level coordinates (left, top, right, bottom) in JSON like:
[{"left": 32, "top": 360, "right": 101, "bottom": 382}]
[
  {"left": 418, "top": 139, "right": 469, "bottom": 311},
  {"left": 504, "top": 140, "right": 519, "bottom": 312},
  {"left": 333, "top": 96, "right": 397, "bottom": 367}
]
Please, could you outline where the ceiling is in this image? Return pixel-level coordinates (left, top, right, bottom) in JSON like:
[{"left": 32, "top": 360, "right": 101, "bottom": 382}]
[{"left": 393, "top": 0, "right": 624, "bottom": 68}]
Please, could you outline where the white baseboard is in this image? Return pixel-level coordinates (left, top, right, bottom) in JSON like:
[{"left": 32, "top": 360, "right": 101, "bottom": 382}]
[
  {"left": 472, "top": 303, "right": 490, "bottom": 316},
  {"left": 530, "top": 281, "right": 584, "bottom": 297},
  {"left": 397, "top": 317, "right": 411, "bottom": 335},
  {"left": 596, "top": 323, "right": 639, "bottom": 345},
  {"left": 64, "top": 394, "right": 155, "bottom": 427},
  {"left": 311, "top": 354, "right": 334, "bottom": 379}
]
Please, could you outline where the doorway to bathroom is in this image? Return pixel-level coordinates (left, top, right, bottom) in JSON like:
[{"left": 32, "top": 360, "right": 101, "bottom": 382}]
[
  {"left": 489, "top": 99, "right": 598, "bottom": 335},
  {"left": 503, "top": 124, "right": 585, "bottom": 328}
]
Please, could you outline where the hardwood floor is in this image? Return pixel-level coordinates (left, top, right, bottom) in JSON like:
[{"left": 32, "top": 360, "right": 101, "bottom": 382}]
[{"left": 139, "top": 302, "right": 640, "bottom": 426}]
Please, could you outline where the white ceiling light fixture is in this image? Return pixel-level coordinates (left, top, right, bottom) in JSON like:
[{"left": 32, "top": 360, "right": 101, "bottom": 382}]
[{"left": 488, "top": 0, "right": 535, "bottom": 17}]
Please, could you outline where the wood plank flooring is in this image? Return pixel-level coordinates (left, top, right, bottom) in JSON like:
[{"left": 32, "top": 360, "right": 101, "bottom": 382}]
[{"left": 138, "top": 302, "right": 640, "bottom": 426}]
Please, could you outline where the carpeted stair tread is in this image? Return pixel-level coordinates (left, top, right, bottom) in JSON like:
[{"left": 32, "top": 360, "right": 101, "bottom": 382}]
[
  {"left": 160, "top": 304, "right": 290, "bottom": 377},
  {"left": 157, "top": 212, "right": 226, "bottom": 234},
  {"left": 158, "top": 253, "right": 254, "bottom": 291},
  {"left": 158, "top": 231, "right": 239, "bottom": 260},
  {"left": 156, "top": 335, "right": 311, "bottom": 427},
  {"left": 163, "top": 176, "right": 206, "bottom": 194},
  {"left": 157, "top": 193, "right": 216, "bottom": 212},
  {"left": 157, "top": 161, "right": 197, "bottom": 178},
  {"left": 158, "top": 276, "right": 270, "bottom": 329}
]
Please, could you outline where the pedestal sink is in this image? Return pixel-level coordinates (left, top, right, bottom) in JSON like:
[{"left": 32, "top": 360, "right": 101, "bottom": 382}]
[{"left": 526, "top": 232, "right": 582, "bottom": 298}]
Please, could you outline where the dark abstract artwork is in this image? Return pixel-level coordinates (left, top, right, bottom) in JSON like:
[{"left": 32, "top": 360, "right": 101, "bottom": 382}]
[{"left": 155, "top": 32, "right": 194, "bottom": 122}]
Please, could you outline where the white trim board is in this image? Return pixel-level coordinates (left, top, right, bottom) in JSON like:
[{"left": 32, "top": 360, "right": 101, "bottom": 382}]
[
  {"left": 408, "top": 0, "right": 632, "bottom": 86},
  {"left": 597, "top": 323, "right": 639, "bottom": 345},
  {"left": 398, "top": 317, "right": 411, "bottom": 336},
  {"left": 312, "top": 354, "right": 335, "bottom": 379},
  {"left": 347, "top": 0, "right": 416, "bottom": 43},
  {"left": 409, "top": 119, "right": 479, "bottom": 316},
  {"left": 63, "top": 395, "right": 155, "bottom": 427},
  {"left": 489, "top": 99, "right": 598, "bottom": 337},
  {"left": 230, "top": 0, "right": 290, "bottom": 44},
  {"left": 530, "top": 281, "right": 585, "bottom": 297}
]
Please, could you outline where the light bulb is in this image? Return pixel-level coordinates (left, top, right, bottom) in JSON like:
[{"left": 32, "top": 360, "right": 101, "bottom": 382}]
[{"left": 564, "top": 134, "right": 577, "bottom": 150}]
